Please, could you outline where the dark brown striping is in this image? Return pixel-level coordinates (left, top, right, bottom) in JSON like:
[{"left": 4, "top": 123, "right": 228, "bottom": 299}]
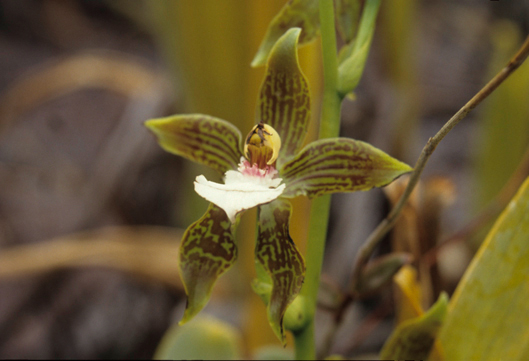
[
  {"left": 280, "top": 139, "right": 394, "bottom": 177},
  {"left": 177, "top": 204, "right": 238, "bottom": 320},
  {"left": 186, "top": 119, "right": 242, "bottom": 161},
  {"left": 181, "top": 118, "right": 240, "bottom": 154},
  {"left": 160, "top": 120, "right": 243, "bottom": 172},
  {"left": 180, "top": 205, "right": 237, "bottom": 263},
  {"left": 282, "top": 155, "right": 375, "bottom": 179},
  {"left": 255, "top": 200, "right": 305, "bottom": 337},
  {"left": 283, "top": 173, "right": 401, "bottom": 198},
  {"left": 167, "top": 138, "right": 237, "bottom": 172},
  {"left": 258, "top": 68, "right": 310, "bottom": 162},
  {"left": 176, "top": 136, "right": 238, "bottom": 165}
]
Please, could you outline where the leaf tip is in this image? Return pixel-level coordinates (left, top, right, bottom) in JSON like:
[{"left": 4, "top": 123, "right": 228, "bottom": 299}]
[
  {"left": 251, "top": 52, "right": 267, "bottom": 68},
  {"left": 144, "top": 117, "right": 163, "bottom": 132},
  {"left": 179, "top": 298, "right": 201, "bottom": 326},
  {"left": 267, "top": 27, "right": 302, "bottom": 70}
]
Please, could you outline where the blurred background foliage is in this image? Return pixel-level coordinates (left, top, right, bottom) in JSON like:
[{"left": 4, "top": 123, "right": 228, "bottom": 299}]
[{"left": 0, "top": 0, "right": 527, "bottom": 359}]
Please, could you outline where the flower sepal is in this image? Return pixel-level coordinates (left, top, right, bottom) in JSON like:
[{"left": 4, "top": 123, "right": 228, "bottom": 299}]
[
  {"left": 280, "top": 138, "right": 413, "bottom": 198},
  {"left": 255, "top": 199, "right": 306, "bottom": 345},
  {"left": 178, "top": 204, "right": 239, "bottom": 325},
  {"left": 145, "top": 114, "right": 243, "bottom": 175}
]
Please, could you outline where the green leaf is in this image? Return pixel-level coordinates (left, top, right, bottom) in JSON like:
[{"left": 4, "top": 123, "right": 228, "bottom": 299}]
[
  {"left": 251, "top": 0, "right": 319, "bottom": 67},
  {"left": 154, "top": 316, "right": 243, "bottom": 360},
  {"left": 380, "top": 292, "right": 448, "bottom": 360},
  {"left": 179, "top": 204, "right": 237, "bottom": 324},
  {"left": 257, "top": 28, "right": 311, "bottom": 166},
  {"left": 335, "top": 0, "right": 362, "bottom": 44},
  {"left": 437, "top": 176, "right": 529, "bottom": 360},
  {"left": 337, "top": 0, "right": 381, "bottom": 95},
  {"left": 280, "top": 138, "right": 412, "bottom": 198},
  {"left": 255, "top": 199, "right": 306, "bottom": 345},
  {"left": 145, "top": 114, "right": 243, "bottom": 175}
]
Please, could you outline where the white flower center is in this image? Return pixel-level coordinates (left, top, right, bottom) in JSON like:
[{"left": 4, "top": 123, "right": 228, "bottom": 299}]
[{"left": 194, "top": 158, "right": 285, "bottom": 222}]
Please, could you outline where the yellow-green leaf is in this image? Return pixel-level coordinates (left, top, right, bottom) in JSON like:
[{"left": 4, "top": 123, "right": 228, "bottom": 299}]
[
  {"left": 257, "top": 28, "right": 311, "bottom": 166},
  {"left": 179, "top": 204, "right": 237, "bottom": 324},
  {"left": 337, "top": 0, "right": 381, "bottom": 95},
  {"left": 154, "top": 316, "right": 243, "bottom": 360},
  {"left": 280, "top": 138, "right": 412, "bottom": 198},
  {"left": 380, "top": 292, "right": 448, "bottom": 360},
  {"left": 255, "top": 199, "right": 305, "bottom": 345},
  {"left": 145, "top": 114, "right": 243, "bottom": 175},
  {"left": 437, "top": 176, "right": 529, "bottom": 360},
  {"left": 252, "top": 0, "right": 319, "bottom": 67}
]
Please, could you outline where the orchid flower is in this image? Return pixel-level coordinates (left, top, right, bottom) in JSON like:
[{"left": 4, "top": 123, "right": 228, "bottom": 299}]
[{"left": 146, "top": 28, "right": 412, "bottom": 344}]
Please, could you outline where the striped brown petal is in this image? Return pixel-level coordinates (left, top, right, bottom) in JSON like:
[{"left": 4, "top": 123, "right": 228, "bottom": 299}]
[
  {"left": 280, "top": 138, "right": 413, "bottom": 198},
  {"left": 255, "top": 199, "right": 305, "bottom": 345},
  {"left": 178, "top": 204, "right": 238, "bottom": 324},
  {"left": 145, "top": 114, "right": 243, "bottom": 175},
  {"left": 257, "top": 28, "right": 311, "bottom": 167}
]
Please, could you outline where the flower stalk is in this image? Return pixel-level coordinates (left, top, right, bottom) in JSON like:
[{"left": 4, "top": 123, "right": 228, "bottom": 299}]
[{"left": 294, "top": 1, "right": 342, "bottom": 359}]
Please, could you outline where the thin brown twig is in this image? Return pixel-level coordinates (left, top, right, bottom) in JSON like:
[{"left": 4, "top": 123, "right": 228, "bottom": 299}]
[
  {"left": 349, "top": 34, "right": 529, "bottom": 293},
  {"left": 321, "top": 34, "right": 529, "bottom": 355}
]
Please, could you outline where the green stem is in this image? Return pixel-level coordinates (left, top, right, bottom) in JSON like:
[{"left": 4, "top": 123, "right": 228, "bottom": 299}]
[
  {"left": 318, "top": 0, "right": 342, "bottom": 139},
  {"left": 293, "top": 318, "right": 315, "bottom": 360},
  {"left": 294, "top": 1, "right": 342, "bottom": 360}
]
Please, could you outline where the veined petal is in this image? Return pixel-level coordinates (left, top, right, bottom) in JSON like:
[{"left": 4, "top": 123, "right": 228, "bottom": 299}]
[
  {"left": 280, "top": 138, "right": 413, "bottom": 198},
  {"left": 145, "top": 114, "right": 243, "bottom": 175},
  {"left": 194, "top": 172, "right": 285, "bottom": 223},
  {"left": 255, "top": 199, "right": 305, "bottom": 345},
  {"left": 179, "top": 204, "right": 237, "bottom": 325},
  {"left": 257, "top": 28, "right": 311, "bottom": 166},
  {"left": 251, "top": 0, "right": 320, "bottom": 67}
]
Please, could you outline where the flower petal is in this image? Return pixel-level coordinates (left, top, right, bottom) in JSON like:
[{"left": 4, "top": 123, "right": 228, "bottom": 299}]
[
  {"left": 255, "top": 199, "right": 305, "bottom": 345},
  {"left": 179, "top": 204, "right": 238, "bottom": 324},
  {"left": 257, "top": 28, "right": 311, "bottom": 166},
  {"left": 145, "top": 114, "right": 243, "bottom": 175},
  {"left": 194, "top": 174, "right": 285, "bottom": 223},
  {"left": 280, "top": 138, "right": 413, "bottom": 198},
  {"left": 251, "top": 0, "right": 320, "bottom": 67}
]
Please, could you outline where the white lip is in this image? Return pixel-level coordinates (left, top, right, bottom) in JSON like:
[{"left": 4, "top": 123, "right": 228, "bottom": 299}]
[{"left": 194, "top": 166, "right": 285, "bottom": 223}]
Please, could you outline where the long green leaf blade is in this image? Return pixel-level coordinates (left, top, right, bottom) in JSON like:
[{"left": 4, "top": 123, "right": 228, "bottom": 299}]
[
  {"left": 255, "top": 199, "right": 305, "bottom": 345},
  {"left": 437, "top": 176, "right": 529, "bottom": 360},
  {"left": 146, "top": 114, "right": 243, "bottom": 175},
  {"left": 280, "top": 138, "right": 412, "bottom": 198},
  {"left": 179, "top": 204, "right": 237, "bottom": 324},
  {"left": 257, "top": 28, "right": 311, "bottom": 166},
  {"left": 251, "top": 0, "right": 319, "bottom": 67}
]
